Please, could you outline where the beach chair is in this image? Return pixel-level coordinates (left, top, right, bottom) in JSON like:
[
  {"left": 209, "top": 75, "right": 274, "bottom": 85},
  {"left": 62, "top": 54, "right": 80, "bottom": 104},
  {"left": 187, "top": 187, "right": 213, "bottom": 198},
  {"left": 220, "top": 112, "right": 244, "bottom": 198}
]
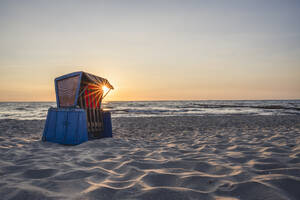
[{"left": 42, "top": 71, "right": 114, "bottom": 145}]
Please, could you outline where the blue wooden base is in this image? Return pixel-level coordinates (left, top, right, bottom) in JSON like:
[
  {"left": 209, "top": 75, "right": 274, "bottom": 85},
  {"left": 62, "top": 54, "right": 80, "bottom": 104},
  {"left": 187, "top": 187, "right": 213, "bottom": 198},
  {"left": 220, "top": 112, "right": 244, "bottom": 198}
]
[
  {"left": 42, "top": 108, "right": 88, "bottom": 145},
  {"left": 102, "top": 111, "right": 113, "bottom": 138}
]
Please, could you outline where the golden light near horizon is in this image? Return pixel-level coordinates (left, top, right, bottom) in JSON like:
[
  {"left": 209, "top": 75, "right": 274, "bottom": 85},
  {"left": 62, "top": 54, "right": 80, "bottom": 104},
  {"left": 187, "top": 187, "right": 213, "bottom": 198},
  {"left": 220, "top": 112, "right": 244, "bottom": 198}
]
[{"left": 0, "top": 1, "right": 299, "bottom": 101}]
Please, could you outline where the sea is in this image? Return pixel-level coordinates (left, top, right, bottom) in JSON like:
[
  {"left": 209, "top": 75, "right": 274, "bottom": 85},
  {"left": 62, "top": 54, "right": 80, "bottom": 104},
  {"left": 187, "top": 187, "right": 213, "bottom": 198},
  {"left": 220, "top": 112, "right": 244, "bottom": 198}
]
[{"left": 0, "top": 100, "right": 300, "bottom": 120}]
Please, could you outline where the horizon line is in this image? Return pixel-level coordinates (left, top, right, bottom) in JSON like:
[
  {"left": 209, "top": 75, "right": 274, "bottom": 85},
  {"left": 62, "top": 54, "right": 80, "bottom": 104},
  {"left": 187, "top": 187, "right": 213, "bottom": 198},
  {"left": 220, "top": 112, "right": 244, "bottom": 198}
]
[{"left": 0, "top": 98, "right": 300, "bottom": 103}]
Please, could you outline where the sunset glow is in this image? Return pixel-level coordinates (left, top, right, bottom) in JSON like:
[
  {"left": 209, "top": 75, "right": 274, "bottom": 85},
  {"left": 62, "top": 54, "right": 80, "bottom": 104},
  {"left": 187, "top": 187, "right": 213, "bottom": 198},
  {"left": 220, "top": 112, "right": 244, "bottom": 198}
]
[
  {"left": 0, "top": 1, "right": 299, "bottom": 101},
  {"left": 102, "top": 86, "right": 109, "bottom": 95}
]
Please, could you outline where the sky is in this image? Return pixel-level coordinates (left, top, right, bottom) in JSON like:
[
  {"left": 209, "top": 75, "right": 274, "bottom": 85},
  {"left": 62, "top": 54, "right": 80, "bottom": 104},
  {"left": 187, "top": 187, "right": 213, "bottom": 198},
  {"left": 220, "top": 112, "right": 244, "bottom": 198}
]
[{"left": 0, "top": 0, "right": 299, "bottom": 101}]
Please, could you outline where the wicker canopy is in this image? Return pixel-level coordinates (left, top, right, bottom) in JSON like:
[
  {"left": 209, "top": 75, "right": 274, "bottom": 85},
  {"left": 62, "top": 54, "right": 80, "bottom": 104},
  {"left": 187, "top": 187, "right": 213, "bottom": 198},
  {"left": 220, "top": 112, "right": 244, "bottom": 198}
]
[
  {"left": 55, "top": 71, "right": 113, "bottom": 108},
  {"left": 82, "top": 72, "right": 114, "bottom": 90}
]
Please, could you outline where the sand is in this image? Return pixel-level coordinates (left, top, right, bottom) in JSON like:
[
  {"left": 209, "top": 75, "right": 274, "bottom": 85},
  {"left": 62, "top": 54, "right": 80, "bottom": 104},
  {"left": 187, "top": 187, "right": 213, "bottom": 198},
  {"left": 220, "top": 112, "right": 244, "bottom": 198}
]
[{"left": 0, "top": 115, "right": 300, "bottom": 200}]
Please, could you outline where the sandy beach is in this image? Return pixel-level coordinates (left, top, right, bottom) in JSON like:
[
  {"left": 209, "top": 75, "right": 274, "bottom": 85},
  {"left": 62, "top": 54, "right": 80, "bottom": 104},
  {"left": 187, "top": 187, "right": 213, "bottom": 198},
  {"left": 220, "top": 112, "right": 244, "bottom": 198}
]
[{"left": 0, "top": 115, "right": 300, "bottom": 200}]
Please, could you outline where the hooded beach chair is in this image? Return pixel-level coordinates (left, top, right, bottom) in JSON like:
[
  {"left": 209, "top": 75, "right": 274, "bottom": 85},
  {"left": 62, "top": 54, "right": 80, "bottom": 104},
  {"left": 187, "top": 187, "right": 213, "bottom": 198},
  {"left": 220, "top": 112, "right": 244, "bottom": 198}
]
[{"left": 42, "top": 71, "right": 114, "bottom": 145}]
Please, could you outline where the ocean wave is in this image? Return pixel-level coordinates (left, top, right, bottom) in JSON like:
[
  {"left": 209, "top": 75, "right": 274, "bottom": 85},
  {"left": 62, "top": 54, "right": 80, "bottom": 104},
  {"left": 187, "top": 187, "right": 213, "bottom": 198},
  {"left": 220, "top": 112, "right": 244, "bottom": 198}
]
[
  {"left": 1, "top": 100, "right": 300, "bottom": 120},
  {"left": 176, "top": 103, "right": 300, "bottom": 111},
  {"left": 14, "top": 107, "right": 28, "bottom": 111},
  {"left": 253, "top": 105, "right": 300, "bottom": 111}
]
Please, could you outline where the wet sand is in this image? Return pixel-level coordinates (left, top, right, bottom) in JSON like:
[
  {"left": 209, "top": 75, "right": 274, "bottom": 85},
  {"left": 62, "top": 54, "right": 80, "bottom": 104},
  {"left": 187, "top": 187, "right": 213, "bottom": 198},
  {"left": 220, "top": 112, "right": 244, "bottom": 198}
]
[{"left": 0, "top": 115, "right": 300, "bottom": 200}]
